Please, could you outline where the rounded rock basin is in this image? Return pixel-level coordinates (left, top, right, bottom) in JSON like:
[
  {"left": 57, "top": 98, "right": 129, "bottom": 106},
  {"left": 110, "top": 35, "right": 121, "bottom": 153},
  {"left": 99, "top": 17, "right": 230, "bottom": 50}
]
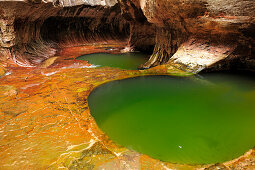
[
  {"left": 88, "top": 74, "right": 255, "bottom": 165},
  {"left": 76, "top": 52, "right": 148, "bottom": 70}
]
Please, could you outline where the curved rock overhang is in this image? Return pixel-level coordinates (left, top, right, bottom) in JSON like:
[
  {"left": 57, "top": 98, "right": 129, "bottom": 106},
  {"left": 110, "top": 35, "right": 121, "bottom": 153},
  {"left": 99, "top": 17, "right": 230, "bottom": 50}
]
[
  {"left": 136, "top": 0, "right": 255, "bottom": 72},
  {"left": 0, "top": 1, "right": 132, "bottom": 67},
  {"left": 0, "top": 0, "right": 254, "bottom": 72}
]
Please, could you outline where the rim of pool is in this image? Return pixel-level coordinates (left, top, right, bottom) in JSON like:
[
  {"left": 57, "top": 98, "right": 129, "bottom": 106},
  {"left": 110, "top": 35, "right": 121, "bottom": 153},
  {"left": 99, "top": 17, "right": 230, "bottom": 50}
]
[{"left": 87, "top": 74, "right": 255, "bottom": 167}]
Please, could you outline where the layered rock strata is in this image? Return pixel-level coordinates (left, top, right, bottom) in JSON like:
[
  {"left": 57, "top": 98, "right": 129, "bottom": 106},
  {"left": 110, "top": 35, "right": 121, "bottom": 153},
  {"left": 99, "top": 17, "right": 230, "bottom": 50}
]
[
  {"left": 136, "top": 0, "right": 255, "bottom": 72},
  {"left": 0, "top": 0, "right": 255, "bottom": 72},
  {"left": 0, "top": 0, "right": 129, "bottom": 67}
]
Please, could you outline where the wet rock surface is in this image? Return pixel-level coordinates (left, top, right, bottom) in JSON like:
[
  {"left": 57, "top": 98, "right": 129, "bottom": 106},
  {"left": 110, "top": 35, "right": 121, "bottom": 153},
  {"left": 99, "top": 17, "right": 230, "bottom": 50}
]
[
  {"left": 0, "top": 43, "right": 254, "bottom": 169},
  {"left": 0, "top": 0, "right": 255, "bottom": 169}
]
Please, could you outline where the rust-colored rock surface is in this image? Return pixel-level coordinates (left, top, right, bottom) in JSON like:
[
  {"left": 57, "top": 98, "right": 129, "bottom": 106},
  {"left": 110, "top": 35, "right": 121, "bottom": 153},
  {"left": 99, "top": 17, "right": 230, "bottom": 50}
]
[
  {"left": 0, "top": 0, "right": 255, "bottom": 169},
  {"left": 0, "top": 43, "right": 255, "bottom": 169}
]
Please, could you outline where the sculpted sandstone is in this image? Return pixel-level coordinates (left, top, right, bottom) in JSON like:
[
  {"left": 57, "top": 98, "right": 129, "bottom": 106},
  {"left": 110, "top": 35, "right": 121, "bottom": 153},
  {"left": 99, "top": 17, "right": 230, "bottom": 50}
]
[
  {"left": 0, "top": 0, "right": 254, "bottom": 71},
  {"left": 0, "top": 0, "right": 255, "bottom": 169}
]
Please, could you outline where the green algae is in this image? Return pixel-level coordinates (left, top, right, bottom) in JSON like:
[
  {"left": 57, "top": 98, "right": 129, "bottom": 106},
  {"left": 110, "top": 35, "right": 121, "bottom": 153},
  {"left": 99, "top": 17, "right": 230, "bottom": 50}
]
[
  {"left": 88, "top": 74, "right": 255, "bottom": 165},
  {"left": 76, "top": 52, "right": 149, "bottom": 70}
]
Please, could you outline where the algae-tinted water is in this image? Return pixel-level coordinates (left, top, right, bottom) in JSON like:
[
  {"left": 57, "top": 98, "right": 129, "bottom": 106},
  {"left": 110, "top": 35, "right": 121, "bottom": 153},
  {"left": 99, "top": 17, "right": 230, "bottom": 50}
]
[
  {"left": 88, "top": 74, "right": 255, "bottom": 165},
  {"left": 77, "top": 52, "right": 148, "bottom": 70}
]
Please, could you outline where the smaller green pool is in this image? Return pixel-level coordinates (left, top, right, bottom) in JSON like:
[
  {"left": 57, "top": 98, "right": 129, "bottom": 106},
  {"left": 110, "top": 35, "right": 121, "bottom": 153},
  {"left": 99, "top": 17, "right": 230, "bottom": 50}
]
[
  {"left": 88, "top": 74, "right": 255, "bottom": 165},
  {"left": 76, "top": 52, "right": 148, "bottom": 70}
]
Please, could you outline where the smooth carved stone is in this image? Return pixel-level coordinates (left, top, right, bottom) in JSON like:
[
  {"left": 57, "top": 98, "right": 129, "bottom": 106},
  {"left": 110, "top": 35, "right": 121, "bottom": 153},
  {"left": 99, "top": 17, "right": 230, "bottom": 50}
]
[
  {"left": 0, "top": 1, "right": 130, "bottom": 67},
  {"left": 0, "top": 0, "right": 254, "bottom": 72},
  {"left": 139, "top": 0, "right": 255, "bottom": 33},
  {"left": 40, "top": 56, "right": 58, "bottom": 68},
  {"left": 51, "top": 0, "right": 118, "bottom": 7},
  {"left": 128, "top": 22, "right": 155, "bottom": 51},
  {"left": 168, "top": 38, "right": 237, "bottom": 73},
  {"left": 1, "top": 0, "right": 118, "bottom": 7},
  {"left": 135, "top": 0, "right": 255, "bottom": 72},
  {"left": 142, "top": 27, "right": 185, "bottom": 68}
]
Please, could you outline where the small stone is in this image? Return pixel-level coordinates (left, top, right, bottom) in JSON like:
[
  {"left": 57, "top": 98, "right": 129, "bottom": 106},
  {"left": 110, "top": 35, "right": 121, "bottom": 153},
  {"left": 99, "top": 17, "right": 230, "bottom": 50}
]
[
  {"left": 0, "top": 65, "right": 6, "bottom": 77},
  {"left": 40, "top": 56, "right": 59, "bottom": 68},
  {"left": 0, "top": 85, "right": 17, "bottom": 97}
]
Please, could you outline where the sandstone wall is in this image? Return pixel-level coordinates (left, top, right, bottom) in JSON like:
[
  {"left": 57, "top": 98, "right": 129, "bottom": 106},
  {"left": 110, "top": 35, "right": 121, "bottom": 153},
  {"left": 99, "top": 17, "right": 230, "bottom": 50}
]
[
  {"left": 0, "top": 0, "right": 254, "bottom": 72},
  {"left": 131, "top": 0, "right": 255, "bottom": 72},
  {"left": 0, "top": 1, "right": 129, "bottom": 67}
]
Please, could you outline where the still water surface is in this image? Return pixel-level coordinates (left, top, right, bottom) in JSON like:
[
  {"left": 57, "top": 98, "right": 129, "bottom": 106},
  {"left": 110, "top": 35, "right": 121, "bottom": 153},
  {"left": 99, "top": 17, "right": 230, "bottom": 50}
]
[
  {"left": 77, "top": 52, "right": 148, "bottom": 70},
  {"left": 88, "top": 74, "right": 255, "bottom": 164}
]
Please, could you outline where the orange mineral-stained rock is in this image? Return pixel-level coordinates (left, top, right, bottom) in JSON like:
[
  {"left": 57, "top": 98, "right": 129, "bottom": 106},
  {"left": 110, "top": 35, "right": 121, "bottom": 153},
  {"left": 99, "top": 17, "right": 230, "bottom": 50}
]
[
  {"left": 0, "top": 65, "right": 5, "bottom": 77},
  {"left": 0, "top": 43, "right": 255, "bottom": 169}
]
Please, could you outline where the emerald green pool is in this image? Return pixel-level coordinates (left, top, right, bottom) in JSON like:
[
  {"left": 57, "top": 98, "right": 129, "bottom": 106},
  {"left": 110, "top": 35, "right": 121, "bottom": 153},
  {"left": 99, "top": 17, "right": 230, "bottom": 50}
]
[
  {"left": 76, "top": 52, "right": 148, "bottom": 70},
  {"left": 88, "top": 74, "right": 255, "bottom": 165}
]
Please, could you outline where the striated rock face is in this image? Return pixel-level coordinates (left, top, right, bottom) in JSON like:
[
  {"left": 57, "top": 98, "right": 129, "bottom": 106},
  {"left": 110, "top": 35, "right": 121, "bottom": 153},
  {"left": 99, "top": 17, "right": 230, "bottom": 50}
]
[
  {"left": 135, "top": 0, "right": 255, "bottom": 72},
  {"left": 0, "top": 0, "right": 255, "bottom": 71},
  {"left": 0, "top": 0, "right": 130, "bottom": 67},
  {"left": 0, "top": 1, "right": 255, "bottom": 169},
  {"left": 43, "top": 0, "right": 118, "bottom": 7}
]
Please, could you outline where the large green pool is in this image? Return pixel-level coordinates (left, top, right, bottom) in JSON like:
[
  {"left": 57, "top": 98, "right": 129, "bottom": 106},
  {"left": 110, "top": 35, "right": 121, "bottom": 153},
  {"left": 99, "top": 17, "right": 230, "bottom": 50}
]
[
  {"left": 76, "top": 52, "right": 148, "bottom": 70},
  {"left": 88, "top": 74, "right": 255, "bottom": 165}
]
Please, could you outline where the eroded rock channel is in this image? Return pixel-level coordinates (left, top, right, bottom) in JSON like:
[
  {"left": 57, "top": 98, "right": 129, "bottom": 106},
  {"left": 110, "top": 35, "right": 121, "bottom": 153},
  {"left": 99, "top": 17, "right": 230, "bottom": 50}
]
[{"left": 0, "top": 0, "right": 255, "bottom": 169}]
